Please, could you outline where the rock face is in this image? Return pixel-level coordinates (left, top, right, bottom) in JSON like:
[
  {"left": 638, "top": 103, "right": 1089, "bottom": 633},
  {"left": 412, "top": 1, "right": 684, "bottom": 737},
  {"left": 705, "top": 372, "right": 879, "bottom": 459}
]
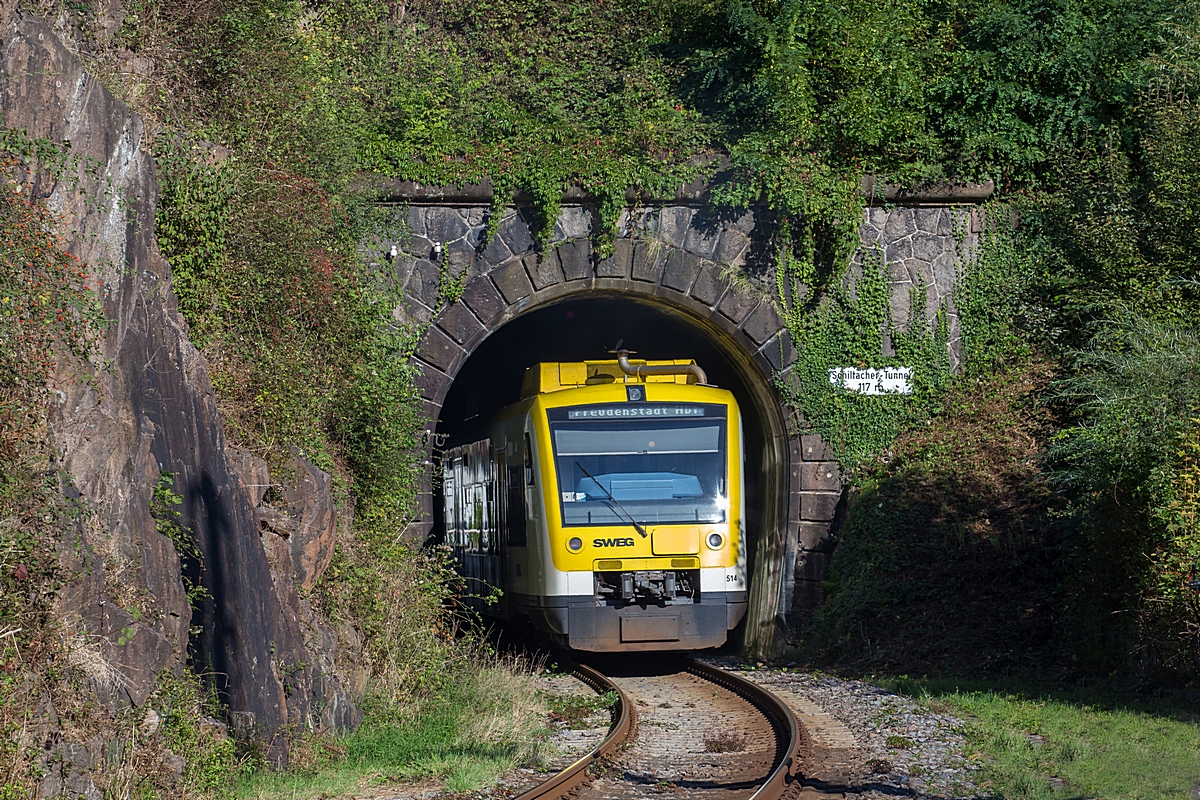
[
  {"left": 282, "top": 452, "right": 340, "bottom": 591},
  {"left": 0, "top": 0, "right": 359, "bottom": 776}
]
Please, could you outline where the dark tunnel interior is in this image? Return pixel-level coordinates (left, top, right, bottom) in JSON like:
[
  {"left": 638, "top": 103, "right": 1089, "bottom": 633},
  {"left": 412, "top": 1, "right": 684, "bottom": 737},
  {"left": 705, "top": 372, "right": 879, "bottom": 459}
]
[{"left": 433, "top": 293, "right": 786, "bottom": 624}]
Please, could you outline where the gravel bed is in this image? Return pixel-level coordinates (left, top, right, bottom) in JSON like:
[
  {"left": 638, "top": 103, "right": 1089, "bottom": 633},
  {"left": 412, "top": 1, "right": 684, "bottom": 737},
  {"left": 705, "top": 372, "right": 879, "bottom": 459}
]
[{"left": 705, "top": 658, "right": 985, "bottom": 799}]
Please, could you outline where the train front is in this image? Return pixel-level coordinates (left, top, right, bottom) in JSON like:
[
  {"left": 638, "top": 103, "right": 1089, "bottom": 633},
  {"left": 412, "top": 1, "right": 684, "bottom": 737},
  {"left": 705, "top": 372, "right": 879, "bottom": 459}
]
[{"left": 535, "top": 371, "right": 748, "bottom": 651}]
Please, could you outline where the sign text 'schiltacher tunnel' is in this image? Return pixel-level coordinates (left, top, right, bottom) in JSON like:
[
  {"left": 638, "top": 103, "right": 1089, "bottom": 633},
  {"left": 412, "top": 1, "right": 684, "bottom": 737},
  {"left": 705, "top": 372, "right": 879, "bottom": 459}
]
[{"left": 387, "top": 180, "right": 992, "bottom": 654}]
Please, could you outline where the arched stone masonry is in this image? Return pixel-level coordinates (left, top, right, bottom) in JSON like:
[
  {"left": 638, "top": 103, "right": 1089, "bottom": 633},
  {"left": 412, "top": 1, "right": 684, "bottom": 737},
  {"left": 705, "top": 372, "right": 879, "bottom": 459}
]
[{"left": 385, "top": 186, "right": 989, "bottom": 654}]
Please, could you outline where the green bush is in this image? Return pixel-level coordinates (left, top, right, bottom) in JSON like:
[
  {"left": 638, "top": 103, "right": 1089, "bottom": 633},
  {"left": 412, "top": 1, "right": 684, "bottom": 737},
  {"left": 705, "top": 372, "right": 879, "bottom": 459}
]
[{"left": 1047, "top": 318, "right": 1200, "bottom": 675}]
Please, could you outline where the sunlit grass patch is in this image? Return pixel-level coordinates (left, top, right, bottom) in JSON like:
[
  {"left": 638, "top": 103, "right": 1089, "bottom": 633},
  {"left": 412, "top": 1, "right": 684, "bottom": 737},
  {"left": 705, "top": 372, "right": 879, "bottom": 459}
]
[
  {"left": 885, "top": 679, "right": 1200, "bottom": 800},
  {"left": 234, "top": 656, "right": 548, "bottom": 799}
]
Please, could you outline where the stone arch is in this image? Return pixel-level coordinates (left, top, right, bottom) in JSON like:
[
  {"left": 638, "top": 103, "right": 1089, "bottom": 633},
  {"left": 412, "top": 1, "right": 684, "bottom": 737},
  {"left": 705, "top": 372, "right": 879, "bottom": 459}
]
[{"left": 394, "top": 202, "right": 838, "bottom": 655}]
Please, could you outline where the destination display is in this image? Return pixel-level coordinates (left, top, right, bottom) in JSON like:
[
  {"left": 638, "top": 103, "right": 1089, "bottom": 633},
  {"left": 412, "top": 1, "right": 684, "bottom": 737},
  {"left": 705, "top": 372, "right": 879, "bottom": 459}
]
[{"left": 566, "top": 405, "right": 706, "bottom": 419}]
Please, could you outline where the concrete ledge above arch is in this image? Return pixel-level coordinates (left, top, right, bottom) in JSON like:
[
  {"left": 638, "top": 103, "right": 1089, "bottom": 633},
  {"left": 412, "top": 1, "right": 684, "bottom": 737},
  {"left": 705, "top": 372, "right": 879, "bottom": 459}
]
[{"left": 378, "top": 171, "right": 993, "bottom": 209}]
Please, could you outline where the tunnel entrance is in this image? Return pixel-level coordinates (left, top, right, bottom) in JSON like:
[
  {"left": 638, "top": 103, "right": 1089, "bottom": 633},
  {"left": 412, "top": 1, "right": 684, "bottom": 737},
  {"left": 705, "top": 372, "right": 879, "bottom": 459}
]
[{"left": 432, "top": 293, "right": 789, "bottom": 648}]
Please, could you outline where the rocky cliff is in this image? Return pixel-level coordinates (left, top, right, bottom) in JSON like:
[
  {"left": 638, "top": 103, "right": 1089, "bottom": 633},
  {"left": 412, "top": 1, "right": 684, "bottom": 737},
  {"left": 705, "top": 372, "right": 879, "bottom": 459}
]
[{"left": 1, "top": 2, "right": 359, "bottom": 789}]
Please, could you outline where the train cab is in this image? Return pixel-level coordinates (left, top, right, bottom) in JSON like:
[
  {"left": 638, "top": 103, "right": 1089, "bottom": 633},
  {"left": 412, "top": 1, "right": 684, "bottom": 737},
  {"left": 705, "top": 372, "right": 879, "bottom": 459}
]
[{"left": 442, "top": 354, "right": 748, "bottom": 651}]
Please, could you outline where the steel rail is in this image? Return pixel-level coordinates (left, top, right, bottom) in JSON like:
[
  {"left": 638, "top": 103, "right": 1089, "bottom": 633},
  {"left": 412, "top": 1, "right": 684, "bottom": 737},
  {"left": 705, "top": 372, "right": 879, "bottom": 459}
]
[
  {"left": 685, "top": 659, "right": 806, "bottom": 800},
  {"left": 512, "top": 662, "right": 634, "bottom": 800},
  {"left": 517, "top": 658, "right": 805, "bottom": 800}
]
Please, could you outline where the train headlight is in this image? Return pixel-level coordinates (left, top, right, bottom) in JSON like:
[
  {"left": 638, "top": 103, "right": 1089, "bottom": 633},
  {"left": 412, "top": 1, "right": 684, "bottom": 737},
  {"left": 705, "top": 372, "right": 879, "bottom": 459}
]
[
  {"left": 706, "top": 532, "right": 724, "bottom": 550},
  {"left": 567, "top": 537, "right": 583, "bottom": 552}
]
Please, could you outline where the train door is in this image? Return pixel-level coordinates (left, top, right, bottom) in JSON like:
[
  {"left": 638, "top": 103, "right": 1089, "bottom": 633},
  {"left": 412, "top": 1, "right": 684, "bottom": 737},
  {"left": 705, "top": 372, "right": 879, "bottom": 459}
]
[{"left": 494, "top": 450, "right": 511, "bottom": 619}]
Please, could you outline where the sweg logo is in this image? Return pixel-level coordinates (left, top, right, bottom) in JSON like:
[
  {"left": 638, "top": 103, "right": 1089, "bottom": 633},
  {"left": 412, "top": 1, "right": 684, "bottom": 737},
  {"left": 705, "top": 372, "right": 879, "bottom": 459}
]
[{"left": 593, "top": 537, "right": 635, "bottom": 548}]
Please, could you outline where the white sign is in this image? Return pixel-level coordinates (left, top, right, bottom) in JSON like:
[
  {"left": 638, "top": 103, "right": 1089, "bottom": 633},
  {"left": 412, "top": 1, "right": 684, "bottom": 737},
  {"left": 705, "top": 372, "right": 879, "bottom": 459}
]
[{"left": 828, "top": 367, "right": 913, "bottom": 395}]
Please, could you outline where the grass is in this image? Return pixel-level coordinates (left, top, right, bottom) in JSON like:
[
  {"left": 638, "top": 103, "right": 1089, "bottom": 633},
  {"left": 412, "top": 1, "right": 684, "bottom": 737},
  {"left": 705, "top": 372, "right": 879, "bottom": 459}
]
[
  {"left": 547, "top": 690, "right": 619, "bottom": 729},
  {"left": 881, "top": 677, "right": 1200, "bottom": 800},
  {"left": 234, "top": 660, "right": 549, "bottom": 799}
]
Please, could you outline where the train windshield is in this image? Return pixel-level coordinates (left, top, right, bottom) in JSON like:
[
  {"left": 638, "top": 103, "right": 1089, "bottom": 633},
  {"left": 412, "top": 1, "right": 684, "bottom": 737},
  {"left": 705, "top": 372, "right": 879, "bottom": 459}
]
[{"left": 549, "top": 403, "right": 728, "bottom": 527}]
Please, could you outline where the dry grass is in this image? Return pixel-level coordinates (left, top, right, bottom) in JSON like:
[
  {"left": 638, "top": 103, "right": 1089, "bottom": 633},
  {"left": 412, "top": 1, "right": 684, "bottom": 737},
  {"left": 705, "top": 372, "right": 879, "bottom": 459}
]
[
  {"left": 457, "top": 653, "right": 548, "bottom": 766},
  {"left": 63, "top": 627, "right": 130, "bottom": 697}
]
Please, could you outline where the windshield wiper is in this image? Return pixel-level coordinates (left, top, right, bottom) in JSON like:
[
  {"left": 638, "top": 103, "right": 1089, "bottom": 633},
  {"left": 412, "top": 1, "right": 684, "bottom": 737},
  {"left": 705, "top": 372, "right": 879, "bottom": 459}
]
[{"left": 574, "top": 461, "right": 648, "bottom": 538}]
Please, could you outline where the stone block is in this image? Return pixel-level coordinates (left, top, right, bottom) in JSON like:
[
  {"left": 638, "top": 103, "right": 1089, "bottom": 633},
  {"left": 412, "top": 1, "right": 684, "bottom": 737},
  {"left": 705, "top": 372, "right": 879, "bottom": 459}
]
[
  {"left": 682, "top": 216, "right": 721, "bottom": 259},
  {"left": 661, "top": 248, "right": 701, "bottom": 293},
  {"left": 407, "top": 206, "right": 426, "bottom": 237},
  {"left": 444, "top": 236, "right": 475, "bottom": 270},
  {"left": 631, "top": 240, "right": 666, "bottom": 282},
  {"left": 742, "top": 301, "right": 784, "bottom": 345},
  {"left": 801, "top": 492, "right": 841, "bottom": 522},
  {"left": 732, "top": 210, "right": 757, "bottom": 234},
  {"left": 795, "top": 550, "right": 832, "bottom": 582},
  {"left": 403, "top": 235, "right": 434, "bottom": 259},
  {"left": 554, "top": 206, "right": 592, "bottom": 240},
  {"left": 417, "top": 325, "right": 464, "bottom": 373},
  {"left": 657, "top": 206, "right": 694, "bottom": 248},
  {"left": 533, "top": 281, "right": 573, "bottom": 305},
  {"left": 418, "top": 399, "right": 442, "bottom": 427},
  {"left": 436, "top": 302, "right": 483, "bottom": 345},
  {"left": 499, "top": 211, "right": 535, "bottom": 256},
  {"left": 527, "top": 252, "right": 563, "bottom": 290},
  {"left": 801, "top": 434, "right": 833, "bottom": 461},
  {"left": 631, "top": 208, "right": 660, "bottom": 238},
  {"left": 885, "top": 236, "right": 912, "bottom": 263},
  {"left": 461, "top": 207, "right": 487, "bottom": 226},
  {"left": 655, "top": 285, "right": 694, "bottom": 311},
  {"left": 752, "top": 349, "right": 776, "bottom": 379},
  {"left": 717, "top": 285, "right": 759, "bottom": 324},
  {"left": 884, "top": 208, "right": 917, "bottom": 239},
  {"left": 912, "top": 232, "right": 944, "bottom": 261},
  {"left": 759, "top": 331, "right": 797, "bottom": 370},
  {"left": 914, "top": 207, "right": 944, "bottom": 234},
  {"left": 932, "top": 253, "right": 957, "bottom": 294},
  {"left": 596, "top": 238, "right": 632, "bottom": 278},
  {"left": 689, "top": 260, "right": 725, "bottom": 306},
  {"left": 907, "top": 259, "right": 933, "bottom": 289},
  {"left": 413, "top": 361, "right": 450, "bottom": 402},
  {"left": 801, "top": 461, "right": 841, "bottom": 491},
  {"left": 478, "top": 230, "right": 512, "bottom": 266},
  {"left": 797, "top": 520, "right": 836, "bottom": 550},
  {"left": 557, "top": 238, "right": 592, "bottom": 281},
  {"left": 395, "top": 295, "right": 432, "bottom": 327},
  {"left": 424, "top": 207, "right": 468, "bottom": 243},
  {"left": 791, "top": 578, "right": 826, "bottom": 614},
  {"left": 461, "top": 277, "right": 505, "bottom": 325},
  {"left": 405, "top": 259, "right": 440, "bottom": 309},
  {"left": 491, "top": 258, "right": 534, "bottom": 304},
  {"left": 715, "top": 228, "right": 749, "bottom": 265}
]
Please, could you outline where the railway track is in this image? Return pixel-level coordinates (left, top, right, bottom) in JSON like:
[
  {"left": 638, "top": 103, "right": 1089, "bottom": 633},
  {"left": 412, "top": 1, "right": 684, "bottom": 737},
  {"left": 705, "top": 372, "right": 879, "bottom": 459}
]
[{"left": 516, "top": 658, "right": 805, "bottom": 800}]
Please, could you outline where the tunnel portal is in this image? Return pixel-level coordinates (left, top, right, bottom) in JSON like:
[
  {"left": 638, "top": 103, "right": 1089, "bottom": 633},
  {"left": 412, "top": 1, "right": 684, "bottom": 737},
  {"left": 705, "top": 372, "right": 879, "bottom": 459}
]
[{"left": 390, "top": 195, "right": 982, "bottom": 654}]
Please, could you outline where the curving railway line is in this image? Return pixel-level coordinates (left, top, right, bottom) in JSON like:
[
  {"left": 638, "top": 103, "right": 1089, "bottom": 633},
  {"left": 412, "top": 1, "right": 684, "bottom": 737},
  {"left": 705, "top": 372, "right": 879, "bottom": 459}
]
[{"left": 517, "top": 658, "right": 806, "bottom": 800}]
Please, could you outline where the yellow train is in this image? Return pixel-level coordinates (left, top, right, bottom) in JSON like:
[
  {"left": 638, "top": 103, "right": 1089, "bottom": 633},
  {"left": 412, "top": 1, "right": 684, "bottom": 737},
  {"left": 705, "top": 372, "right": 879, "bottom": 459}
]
[{"left": 442, "top": 351, "right": 747, "bottom": 651}]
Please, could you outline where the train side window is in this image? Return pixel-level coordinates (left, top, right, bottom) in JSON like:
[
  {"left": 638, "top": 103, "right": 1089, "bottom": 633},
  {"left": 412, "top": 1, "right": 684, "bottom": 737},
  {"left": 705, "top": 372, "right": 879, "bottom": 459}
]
[
  {"left": 507, "top": 464, "right": 527, "bottom": 547},
  {"left": 523, "top": 432, "right": 534, "bottom": 486}
]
